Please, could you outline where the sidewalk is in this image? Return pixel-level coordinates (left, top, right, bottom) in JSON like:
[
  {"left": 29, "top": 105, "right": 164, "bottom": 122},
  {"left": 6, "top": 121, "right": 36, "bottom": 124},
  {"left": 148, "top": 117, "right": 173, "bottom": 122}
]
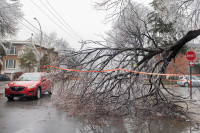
[
  {"left": 166, "top": 85, "right": 200, "bottom": 122},
  {"left": 0, "top": 81, "right": 10, "bottom": 94}
]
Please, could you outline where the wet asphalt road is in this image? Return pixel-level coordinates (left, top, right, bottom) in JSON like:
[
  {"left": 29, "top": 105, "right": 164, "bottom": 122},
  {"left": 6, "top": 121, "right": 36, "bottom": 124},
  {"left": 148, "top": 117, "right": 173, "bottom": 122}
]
[
  {"left": 0, "top": 93, "right": 127, "bottom": 133},
  {"left": 0, "top": 93, "right": 79, "bottom": 133},
  {"left": 0, "top": 81, "right": 127, "bottom": 133},
  {"left": 0, "top": 84, "right": 199, "bottom": 133}
]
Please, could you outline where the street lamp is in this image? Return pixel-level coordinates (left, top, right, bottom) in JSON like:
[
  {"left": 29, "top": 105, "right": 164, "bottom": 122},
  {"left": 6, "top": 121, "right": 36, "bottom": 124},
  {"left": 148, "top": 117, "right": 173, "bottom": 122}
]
[{"left": 34, "top": 17, "right": 42, "bottom": 72}]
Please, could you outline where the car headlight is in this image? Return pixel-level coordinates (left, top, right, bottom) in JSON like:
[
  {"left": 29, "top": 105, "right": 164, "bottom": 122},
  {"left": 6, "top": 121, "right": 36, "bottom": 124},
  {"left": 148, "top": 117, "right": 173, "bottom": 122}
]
[{"left": 27, "top": 84, "right": 36, "bottom": 89}]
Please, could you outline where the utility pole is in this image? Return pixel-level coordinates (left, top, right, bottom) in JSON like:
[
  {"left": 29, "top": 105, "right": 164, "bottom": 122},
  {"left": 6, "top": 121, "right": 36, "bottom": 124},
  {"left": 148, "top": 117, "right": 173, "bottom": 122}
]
[{"left": 34, "top": 18, "right": 42, "bottom": 72}]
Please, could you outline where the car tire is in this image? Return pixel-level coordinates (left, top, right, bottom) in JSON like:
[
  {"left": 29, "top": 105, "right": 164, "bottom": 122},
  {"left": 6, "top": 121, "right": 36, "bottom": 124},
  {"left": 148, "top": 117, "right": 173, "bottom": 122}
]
[
  {"left": 35, "top": 88, "right": 41, "bottom": 100},
  {"left": 184, "top": 82, "right": 190, "bottom": 87},
  {"left": 7, "top": 97, "right": 14, "bottom": 100}
]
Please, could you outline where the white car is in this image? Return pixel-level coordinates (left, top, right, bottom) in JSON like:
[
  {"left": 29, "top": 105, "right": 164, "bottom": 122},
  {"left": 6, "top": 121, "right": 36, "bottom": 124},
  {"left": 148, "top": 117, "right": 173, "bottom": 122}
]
[{"left": 177, "top": 75, "right": 200, "bottom": 87}]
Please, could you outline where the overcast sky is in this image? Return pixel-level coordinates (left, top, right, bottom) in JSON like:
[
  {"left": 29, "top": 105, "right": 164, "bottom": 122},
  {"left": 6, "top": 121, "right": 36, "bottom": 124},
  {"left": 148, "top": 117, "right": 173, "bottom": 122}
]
[{"left": 16, "top": 0, "right": 152, "bottom": 49}]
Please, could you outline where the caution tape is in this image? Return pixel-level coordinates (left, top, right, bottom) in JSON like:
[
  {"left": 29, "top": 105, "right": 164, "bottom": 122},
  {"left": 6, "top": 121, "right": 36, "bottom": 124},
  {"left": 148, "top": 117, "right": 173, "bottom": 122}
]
[
  {"left": 64, "top": 77, "right": 188, "bottom": 82},
  {"left": 44, "top": 65, "right": 199, "bottom": 77}
]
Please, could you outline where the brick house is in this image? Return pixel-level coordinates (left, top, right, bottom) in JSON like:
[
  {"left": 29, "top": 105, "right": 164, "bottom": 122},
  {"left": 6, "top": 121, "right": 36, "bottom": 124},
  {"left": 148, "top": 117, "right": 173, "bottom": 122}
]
[
  {"left": 0, "top": 41, "right": 58, "bottom": 79},
  {"left": 166, "top": 43, "right": 200, "bottom": 76}
]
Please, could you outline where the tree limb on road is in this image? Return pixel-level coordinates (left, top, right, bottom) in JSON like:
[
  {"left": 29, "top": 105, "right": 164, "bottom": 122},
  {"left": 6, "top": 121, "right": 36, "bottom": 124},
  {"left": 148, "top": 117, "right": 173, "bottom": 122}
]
[{"left": 54, "top": 0, "right": 200, "bottom": 120}]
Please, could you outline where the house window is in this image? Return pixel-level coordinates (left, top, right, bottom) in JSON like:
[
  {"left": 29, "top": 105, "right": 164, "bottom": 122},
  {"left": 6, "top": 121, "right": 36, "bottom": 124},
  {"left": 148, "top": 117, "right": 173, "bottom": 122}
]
[
  {"left": 9, "top": 46, "right": 17, "bottom": 55},
  {"left": 5, "top": 60, "right": 16, "bottom": 68}
]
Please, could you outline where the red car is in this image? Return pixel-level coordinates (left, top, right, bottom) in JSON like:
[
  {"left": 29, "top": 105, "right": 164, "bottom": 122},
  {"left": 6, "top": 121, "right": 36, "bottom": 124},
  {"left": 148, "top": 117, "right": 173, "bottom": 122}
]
[{"left": 5, "top": 72, "right": 52, "bottom": 100}]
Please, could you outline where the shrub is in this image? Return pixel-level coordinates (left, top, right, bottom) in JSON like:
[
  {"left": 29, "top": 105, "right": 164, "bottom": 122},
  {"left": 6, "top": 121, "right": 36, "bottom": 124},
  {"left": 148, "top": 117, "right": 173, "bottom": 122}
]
[{"left": 12, "top": 72, "right": 23, "bottom": 80}]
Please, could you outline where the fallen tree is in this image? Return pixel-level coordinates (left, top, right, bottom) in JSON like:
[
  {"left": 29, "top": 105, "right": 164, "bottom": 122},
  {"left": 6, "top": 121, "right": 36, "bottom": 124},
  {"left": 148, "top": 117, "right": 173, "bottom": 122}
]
[{"left": 53, "top": 0, "right": 200, "bottom": 120}]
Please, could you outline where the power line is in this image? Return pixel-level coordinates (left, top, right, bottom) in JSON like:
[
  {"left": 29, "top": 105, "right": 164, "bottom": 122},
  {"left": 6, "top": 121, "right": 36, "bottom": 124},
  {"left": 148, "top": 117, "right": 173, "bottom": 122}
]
[
  {"left": 30, "top": 0, "right": 81, "bottom": 42},
  {"left": 39, "top": 0, "right": 82, "bottom": 41},
  {"left": 39, "top": 0, "right": 83, "bottom": 41},
  {"left": 0, "top": 1, "right": 75, "bottom": 50},
  {"left": 20, "top": 22, "right": 37, "bottom": 34},
  {"left": 45, "top": 0, "right": 83, "bottom": 40},
  {"left": 22, "top": 17, "right": 63, "bottom": 47},
  {"left": 22, "top": 17, "right": 40, "bottom": 32}
]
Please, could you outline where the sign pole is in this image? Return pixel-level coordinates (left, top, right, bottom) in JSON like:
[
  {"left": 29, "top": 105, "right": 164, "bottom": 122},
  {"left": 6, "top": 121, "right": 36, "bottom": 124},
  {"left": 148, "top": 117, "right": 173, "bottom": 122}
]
[
  {"left": 186, "top": 51, "right": 196, "bottom": 100},
  {"left": 190, "top": 65, "right": 192, "bottom": 100}
]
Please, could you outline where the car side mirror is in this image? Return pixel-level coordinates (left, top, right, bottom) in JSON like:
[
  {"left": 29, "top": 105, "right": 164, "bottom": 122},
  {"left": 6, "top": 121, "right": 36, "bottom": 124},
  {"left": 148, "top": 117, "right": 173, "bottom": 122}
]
[{"left": 42, "top": 78, "right": 46, "bottom": 81}]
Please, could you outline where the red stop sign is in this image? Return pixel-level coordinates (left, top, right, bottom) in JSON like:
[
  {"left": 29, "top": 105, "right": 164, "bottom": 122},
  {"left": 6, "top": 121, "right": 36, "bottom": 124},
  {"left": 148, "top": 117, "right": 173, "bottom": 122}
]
[{"left": 186, "top": 51, "right": 196, "bottom": 61}]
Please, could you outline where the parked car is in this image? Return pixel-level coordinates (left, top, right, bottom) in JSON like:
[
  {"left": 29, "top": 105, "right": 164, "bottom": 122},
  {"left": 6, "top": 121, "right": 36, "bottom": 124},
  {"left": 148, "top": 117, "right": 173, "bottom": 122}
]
[
  {"left": 5, "top": 72, "right": 52, "bottom": 100},
  {"left": 0, "top": 74, "right": 11, "bottom": 81},
  {"left": 177, "top": 75, "right": 200, "bottom": 87}
]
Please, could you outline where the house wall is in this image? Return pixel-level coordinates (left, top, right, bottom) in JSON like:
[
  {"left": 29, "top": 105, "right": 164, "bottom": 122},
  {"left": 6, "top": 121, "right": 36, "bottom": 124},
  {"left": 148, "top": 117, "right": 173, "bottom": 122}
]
[
  {"left": 1, "top": 41, "right": 58, "bottom": 79},
  {"left": 166, "top": 50, "right": 199, "bottom": 76},
  {"left": 35, "top": 46, "right": 46, "bottom": 56},
  {"left": 1, "top": 43, "right": 23, "bottom": 79},
  {"left": 35, "top": 46, "right": 58, "bottom": 66},
  {"left": 166, "top": 53, "right": 188, "bottom": 75}
]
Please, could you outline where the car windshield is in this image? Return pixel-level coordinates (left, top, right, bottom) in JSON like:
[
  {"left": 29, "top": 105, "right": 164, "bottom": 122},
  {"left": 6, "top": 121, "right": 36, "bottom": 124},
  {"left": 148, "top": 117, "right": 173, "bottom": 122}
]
[{"left": 17, "top": 73, "right": 41, "bottom": 81}]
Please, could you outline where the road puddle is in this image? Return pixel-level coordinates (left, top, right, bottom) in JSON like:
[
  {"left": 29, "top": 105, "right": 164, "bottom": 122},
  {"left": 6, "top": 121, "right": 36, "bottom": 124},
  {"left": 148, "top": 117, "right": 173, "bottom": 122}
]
[{"left": 74, "top": 116, "right": 198, "bottom": 133}]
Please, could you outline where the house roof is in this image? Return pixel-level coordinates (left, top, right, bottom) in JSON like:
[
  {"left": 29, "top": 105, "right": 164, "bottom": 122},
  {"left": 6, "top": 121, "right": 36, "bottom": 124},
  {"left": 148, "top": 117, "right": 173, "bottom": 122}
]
[{"left": 10, "top": 41, "right": 58, "bottom": 54}]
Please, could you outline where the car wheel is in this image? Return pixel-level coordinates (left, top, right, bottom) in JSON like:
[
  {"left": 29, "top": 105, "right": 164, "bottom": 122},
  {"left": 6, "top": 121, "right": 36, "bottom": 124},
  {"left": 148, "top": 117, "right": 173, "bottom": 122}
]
[
  {"left": 184, "top": 82, "right": 190, "bottom": 87},
  {"left": 35, "top": 88, "right": 41, "bottom": 100},
  {"left": 7, "top": 97, "right": 14, "bottom": 100}
]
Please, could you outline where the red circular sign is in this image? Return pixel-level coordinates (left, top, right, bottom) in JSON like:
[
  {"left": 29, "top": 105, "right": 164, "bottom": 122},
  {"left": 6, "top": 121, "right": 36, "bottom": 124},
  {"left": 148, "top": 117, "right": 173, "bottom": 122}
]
[{"left": 186, "top": 51, "right": 196, "bottom": 61}]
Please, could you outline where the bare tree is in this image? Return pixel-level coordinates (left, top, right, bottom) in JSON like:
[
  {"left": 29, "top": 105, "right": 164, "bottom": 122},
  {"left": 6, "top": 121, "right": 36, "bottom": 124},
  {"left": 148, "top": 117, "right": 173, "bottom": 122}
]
[
  {"left": 0, "top": 0, "right": 23, "bottom": 69},
  {"left": 33, "top": 32, "right": 71, "bottom": 52},
  {"left": 54, "top": 0, "right": 200, "bottom": 119},
  {"left": 34, "top": 32, "right": 57, "bottom": 47},
  {"left": 0, "top": 0, "right": 23, "bottom": 37},
  {"left": 54, "top": 38, "right": 70, "bottom": 51}
]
